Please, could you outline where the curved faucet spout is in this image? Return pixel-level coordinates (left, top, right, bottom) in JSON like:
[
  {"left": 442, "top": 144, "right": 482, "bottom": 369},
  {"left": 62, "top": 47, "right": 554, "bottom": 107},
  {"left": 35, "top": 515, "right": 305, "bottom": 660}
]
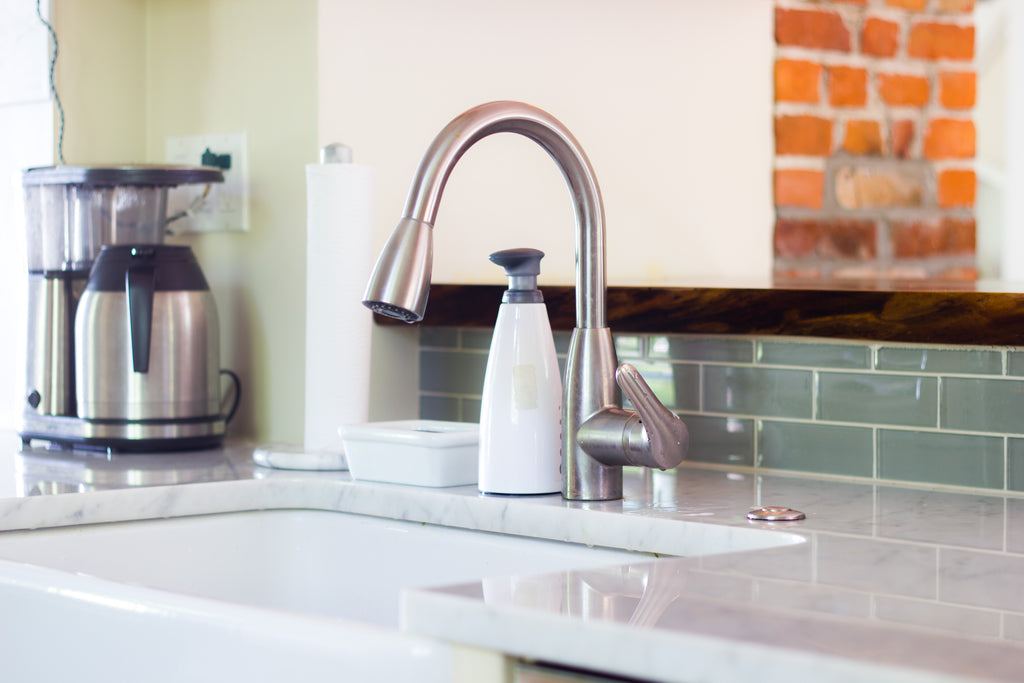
[
  {"left": 369, "top": 101, "right": 606, "bottom": 329},
  {"left": 363, "top": 101, "right": 687, "bottom": 500}
]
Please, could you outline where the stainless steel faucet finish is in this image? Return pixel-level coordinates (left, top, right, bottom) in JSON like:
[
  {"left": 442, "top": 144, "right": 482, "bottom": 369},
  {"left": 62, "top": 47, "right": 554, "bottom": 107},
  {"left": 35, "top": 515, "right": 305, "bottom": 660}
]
[{"left": 363, "top": 101, "right": 688, "bottom": 500}]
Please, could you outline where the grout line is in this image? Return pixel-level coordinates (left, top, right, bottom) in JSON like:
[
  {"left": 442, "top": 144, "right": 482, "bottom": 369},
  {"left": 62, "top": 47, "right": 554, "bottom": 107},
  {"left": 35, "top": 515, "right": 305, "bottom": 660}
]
[
  {"left": 1004, "top": 494, "right": 1009, "bottom": 554},
  {"left": 698, "top": 363, "right": 704, "bottom": 413},
  {"left": 873, "top": 427, "right": 879, "bottom": 481},
  {"left": 673, "top": 411, "right": 1024, "bottom": 440},
  {"left": 1005, "top": 436, "right": 1010, "bottom": 495},
  {"left": 811, "top": 369, "right": 819, "bottom": 421}
]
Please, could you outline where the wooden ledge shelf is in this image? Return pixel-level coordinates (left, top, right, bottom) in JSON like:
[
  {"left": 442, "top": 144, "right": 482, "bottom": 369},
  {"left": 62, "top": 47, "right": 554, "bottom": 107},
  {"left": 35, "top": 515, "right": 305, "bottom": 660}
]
[{"left": 376, "top": 283, "right": 1024, "bottom": 346}]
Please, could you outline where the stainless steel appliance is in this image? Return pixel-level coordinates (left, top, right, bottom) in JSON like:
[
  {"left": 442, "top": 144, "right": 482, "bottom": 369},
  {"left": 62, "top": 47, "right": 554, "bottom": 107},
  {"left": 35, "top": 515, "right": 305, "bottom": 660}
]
[{"left": 19, "top": 165, "right": 239, "bottom": 452}]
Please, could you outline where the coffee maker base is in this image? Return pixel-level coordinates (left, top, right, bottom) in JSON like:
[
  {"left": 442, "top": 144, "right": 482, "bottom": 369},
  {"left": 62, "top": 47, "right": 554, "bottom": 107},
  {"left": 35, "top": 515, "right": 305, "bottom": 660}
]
[{"left": 20, "top": 413, "right": 227, "bottom": 454}]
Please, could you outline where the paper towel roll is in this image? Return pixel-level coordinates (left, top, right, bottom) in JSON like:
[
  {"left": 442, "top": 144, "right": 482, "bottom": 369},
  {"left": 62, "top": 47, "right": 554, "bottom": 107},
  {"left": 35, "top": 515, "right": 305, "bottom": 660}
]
[{"left": 304, "top": 161, "right": 375, "bottom": 453}]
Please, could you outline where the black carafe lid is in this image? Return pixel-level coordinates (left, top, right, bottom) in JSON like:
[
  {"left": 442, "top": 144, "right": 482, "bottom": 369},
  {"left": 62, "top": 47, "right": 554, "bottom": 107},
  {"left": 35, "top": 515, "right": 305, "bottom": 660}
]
[{"left": 85, "top": 245, "right": 210, "bottom": 292}]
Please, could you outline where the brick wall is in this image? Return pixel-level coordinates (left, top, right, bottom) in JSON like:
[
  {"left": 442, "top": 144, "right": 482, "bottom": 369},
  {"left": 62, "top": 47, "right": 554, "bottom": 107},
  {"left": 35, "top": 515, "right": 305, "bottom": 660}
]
[{"left": 773, "top": 0, "right": 977, "bottom": 281}]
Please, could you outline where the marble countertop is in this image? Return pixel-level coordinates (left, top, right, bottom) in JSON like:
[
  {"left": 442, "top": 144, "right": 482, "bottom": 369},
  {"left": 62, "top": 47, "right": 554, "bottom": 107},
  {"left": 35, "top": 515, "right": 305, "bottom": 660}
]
[{"left": 1, "top": 432, "right": 1023, "bottom": 682}]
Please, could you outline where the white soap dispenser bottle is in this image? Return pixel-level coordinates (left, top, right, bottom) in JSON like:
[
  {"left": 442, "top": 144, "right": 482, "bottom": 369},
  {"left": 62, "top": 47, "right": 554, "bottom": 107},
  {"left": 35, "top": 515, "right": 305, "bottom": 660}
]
[{"left": 478, "top": 248, "right": 562, "bottom": 495}]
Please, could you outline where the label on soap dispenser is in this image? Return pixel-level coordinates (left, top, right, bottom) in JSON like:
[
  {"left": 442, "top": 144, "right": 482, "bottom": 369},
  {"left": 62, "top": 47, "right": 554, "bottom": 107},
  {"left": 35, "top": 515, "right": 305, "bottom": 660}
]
[{"left": 512, "top": 364, "right": 539, "bottom": 410}]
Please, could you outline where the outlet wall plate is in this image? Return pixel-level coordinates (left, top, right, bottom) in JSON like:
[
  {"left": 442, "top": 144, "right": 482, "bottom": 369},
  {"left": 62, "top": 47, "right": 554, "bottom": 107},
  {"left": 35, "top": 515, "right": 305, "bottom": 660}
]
[{"left": 165, "top": 132, "right": 250, "bottom": 233}]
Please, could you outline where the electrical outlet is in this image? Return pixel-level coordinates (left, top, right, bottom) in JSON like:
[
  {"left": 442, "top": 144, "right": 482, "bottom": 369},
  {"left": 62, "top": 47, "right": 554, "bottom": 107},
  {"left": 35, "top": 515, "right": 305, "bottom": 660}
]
[{"left": 165, "top": 133, "right": 250, "bottom": 233}]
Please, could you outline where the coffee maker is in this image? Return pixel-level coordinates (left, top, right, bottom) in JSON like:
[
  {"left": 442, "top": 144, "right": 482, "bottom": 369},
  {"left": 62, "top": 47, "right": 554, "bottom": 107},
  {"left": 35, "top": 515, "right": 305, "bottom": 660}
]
[{"left": 19, "top": 165, "right": 238, "bottom": 453}]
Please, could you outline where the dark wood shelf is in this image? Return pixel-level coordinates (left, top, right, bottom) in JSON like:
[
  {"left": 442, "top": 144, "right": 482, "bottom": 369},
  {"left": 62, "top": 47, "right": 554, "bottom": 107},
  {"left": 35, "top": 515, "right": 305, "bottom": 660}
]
[{"left": 377, "top": 282, "right": 1024, "bottom": 346}]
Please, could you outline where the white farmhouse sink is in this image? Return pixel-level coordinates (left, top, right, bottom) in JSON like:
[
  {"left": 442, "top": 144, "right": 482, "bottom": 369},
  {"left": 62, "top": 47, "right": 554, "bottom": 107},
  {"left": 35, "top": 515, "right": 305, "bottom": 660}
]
[
  {"left": 0, "top": 509, "right": 655, "bottom": 627},
  {"left": 0, "top": 505, "right": 803, "bottom": 682}
]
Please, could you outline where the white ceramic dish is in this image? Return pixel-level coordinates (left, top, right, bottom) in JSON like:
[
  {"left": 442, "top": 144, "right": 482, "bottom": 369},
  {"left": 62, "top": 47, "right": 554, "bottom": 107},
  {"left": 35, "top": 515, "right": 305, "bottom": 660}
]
[{"left": 339, "top": 420, "right": 479, "bottom": 487}]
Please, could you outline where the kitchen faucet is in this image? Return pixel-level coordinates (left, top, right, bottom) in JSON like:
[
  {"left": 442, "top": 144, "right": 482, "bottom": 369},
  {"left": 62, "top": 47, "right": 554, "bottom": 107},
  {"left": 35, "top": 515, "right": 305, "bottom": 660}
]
[{"left": 362, "top": 101, "right": 688, "bottom": 500}]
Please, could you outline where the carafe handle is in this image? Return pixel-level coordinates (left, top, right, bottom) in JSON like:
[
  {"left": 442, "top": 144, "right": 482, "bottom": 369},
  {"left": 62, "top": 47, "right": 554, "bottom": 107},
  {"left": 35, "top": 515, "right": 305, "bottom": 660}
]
[{"left": 125, "top": 250, "right": 156, "bottom": 374}]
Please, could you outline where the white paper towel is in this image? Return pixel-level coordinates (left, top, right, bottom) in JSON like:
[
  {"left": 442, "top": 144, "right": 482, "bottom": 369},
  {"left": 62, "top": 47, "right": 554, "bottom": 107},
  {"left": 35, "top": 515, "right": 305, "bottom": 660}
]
[{"left": 304, "top": 161, "right": 375, "bottom": 453}]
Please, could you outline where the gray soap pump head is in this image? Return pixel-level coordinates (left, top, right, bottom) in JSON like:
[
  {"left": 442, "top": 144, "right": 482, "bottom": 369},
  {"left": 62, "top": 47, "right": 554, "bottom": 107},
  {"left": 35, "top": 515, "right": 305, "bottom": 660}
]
[{"left": 490, "top": 248, "right": 546, "bottom": 304}]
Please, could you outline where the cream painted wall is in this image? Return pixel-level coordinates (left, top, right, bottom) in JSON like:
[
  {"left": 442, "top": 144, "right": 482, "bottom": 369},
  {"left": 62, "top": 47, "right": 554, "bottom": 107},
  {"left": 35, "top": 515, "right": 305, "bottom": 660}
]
[
  {"left": 51, "top": 0, "right": 317, "bottom": 443},
  {"left": 44, "top": 0, "right": 774, "bottom": 443},
  {"left": 54, "top": 0, "right": 146, "bottom": 164},
  {"left": 318, "top": 0, "right": 775, "bottom": 288},
  {"left": 143, "top": 0, "right": 317, "bottom": 442},
  {"left": 47, "top": 0, "right": 408, "bottom": 444}
]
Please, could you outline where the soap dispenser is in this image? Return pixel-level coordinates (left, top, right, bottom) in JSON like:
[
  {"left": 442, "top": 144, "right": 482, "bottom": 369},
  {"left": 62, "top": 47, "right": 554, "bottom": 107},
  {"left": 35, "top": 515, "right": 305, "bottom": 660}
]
[{"left": 478, "top": 248, "right": 562, "bottom": 495}]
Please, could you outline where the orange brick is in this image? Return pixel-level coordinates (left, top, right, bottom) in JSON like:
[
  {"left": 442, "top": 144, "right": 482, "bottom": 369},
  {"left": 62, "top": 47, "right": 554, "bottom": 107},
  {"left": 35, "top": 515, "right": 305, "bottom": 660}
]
[
  {"left": 775, "top": 59, "right": 822, "bottom": 103},
  {"left": 908, "top": 22, "right": 975, "bottom": 61},
  {"left": 843, "top": 120, "right": 883, "bottom": 155},
  {"left": 937, "top": 168, "right": 976, "bottom": 207},
  {"left": 939, "top": 71, "right": 976, "bottom": 109},
  {"left": 886, "top": 0, "right": 927, "bottom": 9},
  {"left": 829, "top": 66, "right": 868, "bottom": 107},
  {"left": 923, "top": 118, "right": 975, "bottom": 159},
  {"left": 822, "top": 220, "right": 877, "bottom": 260},
  {"left": 891, "top": 218, "right": 975, "bottom": 257},
  {"left": 891, "top": 120, "right": 916, "bottom": 158},
  {"left": 835, "top": 167, "right": 924, "bottom": 209},
  {"left": 775, "top": 169, "right": 825, "bottom": 209},
  {"left": 878, "top": 73, "right": 930, "bottom": 107},
  {"left": 937, "top": 0, "right": 974, "bottom": 12},
  {"left": 775, "top": 7, "right": 851, "bottom": 52},
  {"left": 774, "top": 218, "right": 821, "bottom": 258},
  {"left": 862, "top": 17, "right": 900, "bottom": 58},
  {"left": 775, "top": 115, "right": 833, "bottom": 156}
]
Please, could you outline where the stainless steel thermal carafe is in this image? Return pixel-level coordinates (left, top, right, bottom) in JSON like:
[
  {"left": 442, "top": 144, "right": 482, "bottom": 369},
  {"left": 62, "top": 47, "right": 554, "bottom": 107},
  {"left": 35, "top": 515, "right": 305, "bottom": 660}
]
[{"left": 75, "top": 245, "right": 221, "bottom": 422}]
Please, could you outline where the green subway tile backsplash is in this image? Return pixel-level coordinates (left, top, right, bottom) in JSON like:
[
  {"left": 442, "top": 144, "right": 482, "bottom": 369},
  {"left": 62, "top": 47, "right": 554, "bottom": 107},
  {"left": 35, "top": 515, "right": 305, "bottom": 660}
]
[
  {"left": 758, "top": 341, "right": 870, "bottom": 369},
  {"left": 1008, "top": 352, "right": 1024, "bottom": 377},
  {"left": 415, "top": 328, "right": 1024, "bottom": 492},
  {"left": 649, "top": 336, "right": 753, "bottom": 363},
  {"left": 876, "top": 347, "right": 1003, "bottom": 375},
  {"left": 614, "top": 335, "right": 645, "bottom": 359},
  {"left": 818, "top": 373, "right": 938, "bottom": 428},
  {"left": 419, "top": 349, "right": 488, "bottom": 395},
  {"left": 420, "top": 326, "right": 460, "bottom": 349},
  {"left": 941, "top": 377, "right": 1024, "bottom": 435},
  {"left": 703, "top": 366, "right": 813, "bottom": 418},
  {"left": 553, "top": 331, "right": 573, "bottom": 356},
  {"left": 631, "top": 361, "right": 700, "bottom": 412},
  {"left": 759, "top": 421, "right": 873, "bottom": 477},
  {"left": 461, "top": 398, "right": 482, "bottom": 423},
  {"left": 460, "top": 328, "right": 494, "bottom": 350},
  {"left": 1010, "top": 440, "right": 1024, "bottom": 492},
  {"left": 683, "top": 415, "right": 755, "bottom": 466},
  {"left": 879, "top": 430, "right": 1005, "bottom": 490},
  {"left": 420, "top": 395, "right": 461, "bottom": 422}
]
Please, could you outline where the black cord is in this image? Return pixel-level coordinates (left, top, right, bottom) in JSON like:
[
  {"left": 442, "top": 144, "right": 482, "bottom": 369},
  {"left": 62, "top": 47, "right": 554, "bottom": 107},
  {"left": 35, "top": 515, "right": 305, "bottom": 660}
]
[{"left": 36, "top": 0, "right": 65, "bottom": 165}]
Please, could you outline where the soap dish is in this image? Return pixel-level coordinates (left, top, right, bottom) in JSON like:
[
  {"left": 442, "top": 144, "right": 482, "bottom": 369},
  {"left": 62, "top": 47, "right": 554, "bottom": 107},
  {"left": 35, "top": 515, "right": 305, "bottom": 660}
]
[{"left": 339, "top": 420, "right": 479, "bottom": 487}]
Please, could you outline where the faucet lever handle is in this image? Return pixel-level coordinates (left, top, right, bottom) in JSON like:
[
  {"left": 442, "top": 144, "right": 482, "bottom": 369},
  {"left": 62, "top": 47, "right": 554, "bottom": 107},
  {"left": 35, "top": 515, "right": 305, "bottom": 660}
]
[{"left": 615, "top": 363, "right": 689, "bottom": 470}]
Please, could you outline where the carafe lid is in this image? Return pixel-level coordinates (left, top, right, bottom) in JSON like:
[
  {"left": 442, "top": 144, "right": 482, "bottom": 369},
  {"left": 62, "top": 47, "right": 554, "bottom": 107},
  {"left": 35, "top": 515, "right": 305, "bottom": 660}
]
[{"left": 85, "top": 245, "right": 210, "bottom": 292}]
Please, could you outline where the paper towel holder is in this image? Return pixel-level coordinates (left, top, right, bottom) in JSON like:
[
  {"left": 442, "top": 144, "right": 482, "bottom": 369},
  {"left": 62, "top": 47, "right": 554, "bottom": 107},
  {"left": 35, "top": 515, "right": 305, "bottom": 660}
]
[{"left": 321, "top": 143, "right": 353, "bottom": 164}]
